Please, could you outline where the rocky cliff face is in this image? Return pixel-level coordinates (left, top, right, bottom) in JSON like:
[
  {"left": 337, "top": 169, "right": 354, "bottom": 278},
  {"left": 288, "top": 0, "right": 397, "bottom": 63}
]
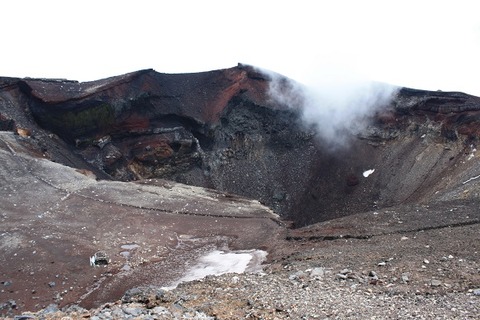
[
  {"left": 1, "top": 65, "right": 480, "bottom": 316},
  {"left": 1, "top": 65, "right": 480, "bottom": 227}
]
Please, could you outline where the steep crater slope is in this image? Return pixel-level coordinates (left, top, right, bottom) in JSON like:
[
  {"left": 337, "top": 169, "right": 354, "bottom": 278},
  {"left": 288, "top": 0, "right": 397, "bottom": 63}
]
[{"left": 1, "top": 65, "right": 480, "bottom": 226}]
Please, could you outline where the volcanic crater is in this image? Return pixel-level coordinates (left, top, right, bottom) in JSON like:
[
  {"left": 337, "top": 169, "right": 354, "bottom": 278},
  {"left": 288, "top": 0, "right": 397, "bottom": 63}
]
[{"left": 1, "top": 64, "right": 479, "bottom": 316}]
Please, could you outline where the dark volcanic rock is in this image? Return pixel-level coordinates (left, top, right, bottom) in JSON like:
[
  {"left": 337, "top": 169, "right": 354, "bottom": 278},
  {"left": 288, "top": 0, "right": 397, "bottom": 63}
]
[
  {"left": 2, "top": 65, "right": 480, "bottom": 227},
  {"left": 1, "top": 65, "right": 480, "bottom": 317}
]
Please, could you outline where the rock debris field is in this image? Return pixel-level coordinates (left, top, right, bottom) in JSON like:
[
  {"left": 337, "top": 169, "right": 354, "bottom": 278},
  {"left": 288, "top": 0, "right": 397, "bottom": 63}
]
[
  {"left": 13, "top": 220, "right": 480, "bottom": 319},
  {"left": 1, "top": 66, "right": 479, "bottom": 318}
]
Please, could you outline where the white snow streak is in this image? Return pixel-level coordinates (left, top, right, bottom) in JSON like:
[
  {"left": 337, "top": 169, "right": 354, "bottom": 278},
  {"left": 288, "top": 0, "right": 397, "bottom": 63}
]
[
  {"left": 462, "top": 174, "right": 480, "bottom": 185},
  {"left": 363, "top": 169, "right": 375, "bottom": 178},
  {"left": 164, "top": 249, "right": 267, "bottom": 289}
]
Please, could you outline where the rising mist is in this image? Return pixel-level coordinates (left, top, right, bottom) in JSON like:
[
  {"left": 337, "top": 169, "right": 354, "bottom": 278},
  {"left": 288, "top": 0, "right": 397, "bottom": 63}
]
[{"left": 264, "top": 67, "right": 399, "bottom": 149}]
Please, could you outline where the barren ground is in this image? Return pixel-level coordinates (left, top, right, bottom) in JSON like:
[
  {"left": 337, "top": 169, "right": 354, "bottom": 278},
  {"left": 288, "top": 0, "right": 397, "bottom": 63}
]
[
  {"left": 1, "top": 68, "right": 479, "bottom": 318},
  {"left": 1, "top": 132, "right": 479, "bottom": 319}
]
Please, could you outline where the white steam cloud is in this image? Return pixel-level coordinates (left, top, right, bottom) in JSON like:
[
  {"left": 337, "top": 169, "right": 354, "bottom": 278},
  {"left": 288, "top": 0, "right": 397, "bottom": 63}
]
[{"left": 265, "top": 67, "right": 399, "bottom": 149}]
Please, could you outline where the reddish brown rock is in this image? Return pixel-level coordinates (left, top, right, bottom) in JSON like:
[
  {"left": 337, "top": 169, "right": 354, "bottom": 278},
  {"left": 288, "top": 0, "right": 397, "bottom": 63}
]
[
  {"left": 2, "top": 65, "right": 480, "bottom": 226},
  {"left": 346, "top": 174, "right": 360, "bottom": 186},
  {"left": 1, "top": 66, "right": 480, "bottom": 317},
  {"left": 0, "top": 131, "right": 284, "bottom": 315}
]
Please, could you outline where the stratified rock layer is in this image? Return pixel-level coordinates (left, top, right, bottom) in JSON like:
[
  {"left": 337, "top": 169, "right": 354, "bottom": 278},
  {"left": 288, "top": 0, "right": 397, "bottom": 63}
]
[
  {"left": 1, "top": 65, "right": 480, "bottom": 317},
  {"left": 2, "top": 65, "right": 480, "bottom": 226}
]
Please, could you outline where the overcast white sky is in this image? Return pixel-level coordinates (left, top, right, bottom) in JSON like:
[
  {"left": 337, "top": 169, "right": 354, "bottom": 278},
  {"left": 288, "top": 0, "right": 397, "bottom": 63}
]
[{"left": 2, "top": 0, "right": 480, "bottom": 95}]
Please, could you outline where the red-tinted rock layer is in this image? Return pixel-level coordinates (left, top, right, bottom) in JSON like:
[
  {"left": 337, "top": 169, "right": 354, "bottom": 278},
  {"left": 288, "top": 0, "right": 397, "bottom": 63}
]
[{"left": 1, "top": 65, "right": 480, "bottom": 226}]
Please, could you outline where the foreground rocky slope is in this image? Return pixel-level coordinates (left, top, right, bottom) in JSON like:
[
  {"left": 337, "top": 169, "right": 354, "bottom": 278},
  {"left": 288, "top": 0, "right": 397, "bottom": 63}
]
[
  {"left": 0, "top": 131, "right": 283, "bottom": 315},
  {"left": 1, "top": 65, "right": 479, "bottom": 318},
  {"left": 16, "top": 211, "right": 480, "bottom": 319}
]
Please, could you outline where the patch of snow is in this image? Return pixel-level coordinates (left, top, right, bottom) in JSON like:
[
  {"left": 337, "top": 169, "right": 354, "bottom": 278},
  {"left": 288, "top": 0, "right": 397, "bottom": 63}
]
[
  {"left": 467, "top": 148, "right": 476, "bottom": 161},
  {"left": 164, "top": 249, "right": 267, "bottom": 289},
  {"left": 462, "top": 174, "right": 480, "bottom": 185},
  {"left": 363, "top": 169, "right": 375, "bottom": 177}
]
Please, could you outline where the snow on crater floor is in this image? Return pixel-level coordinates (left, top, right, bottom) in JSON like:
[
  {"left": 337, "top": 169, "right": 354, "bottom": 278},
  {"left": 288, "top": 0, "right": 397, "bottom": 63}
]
[
  {"left": 165, "top": 249, "right": 267, "bottom": 289},
  {"left": 363, "top": 169, "right": 375, "bottom": 177}
]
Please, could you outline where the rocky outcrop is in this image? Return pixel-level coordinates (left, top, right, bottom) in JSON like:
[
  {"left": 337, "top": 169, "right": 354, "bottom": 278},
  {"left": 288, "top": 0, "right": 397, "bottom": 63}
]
[
  {"left": 0, "top": 131, "right": 283, "bottom": 314},
  {"left": 393, "top": 87, "right": 480, "bottom": 139},
  {"left": 1, "top": 65, "right": 480, "bottom": 227},
  {"left": 2, "top": 65, "right": 480, "bottom": 316}
]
